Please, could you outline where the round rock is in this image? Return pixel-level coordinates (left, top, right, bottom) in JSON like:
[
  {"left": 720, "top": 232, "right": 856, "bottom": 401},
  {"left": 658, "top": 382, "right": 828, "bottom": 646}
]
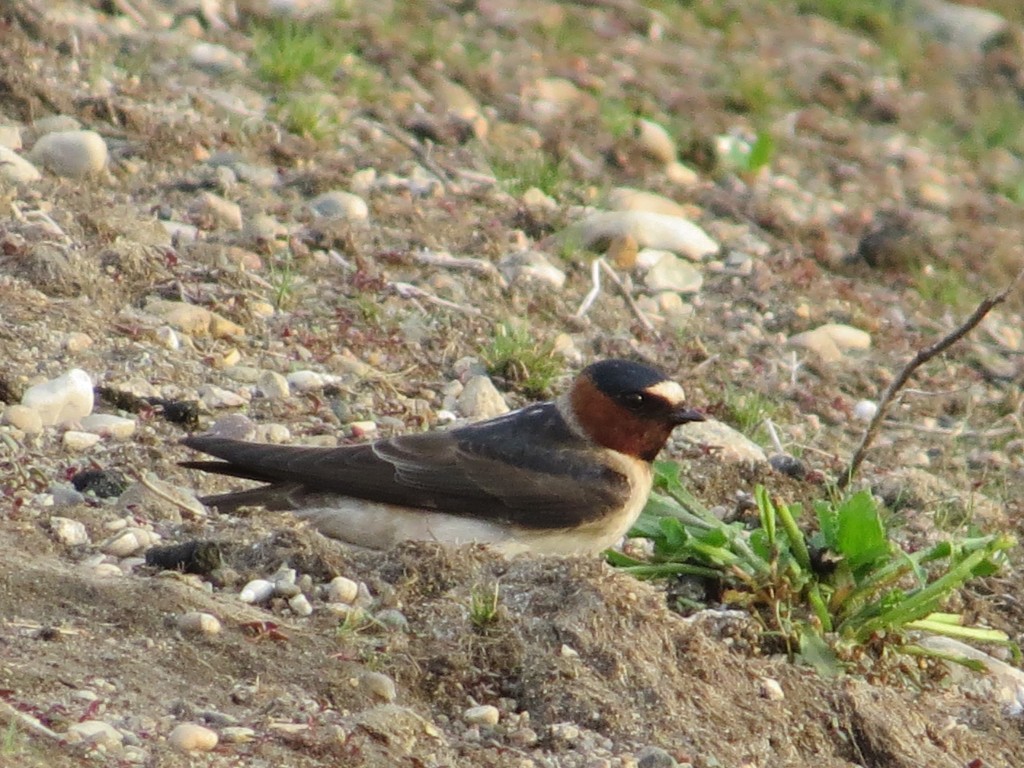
[
  {"left": 29, "top": 130, "right": 108, "bottom": 177},
  {"left": 168, "top": 723, "right": 218, "bottom": 753},
  {"left": 308, "top": 191, "right": 369, "bottom": 221}
]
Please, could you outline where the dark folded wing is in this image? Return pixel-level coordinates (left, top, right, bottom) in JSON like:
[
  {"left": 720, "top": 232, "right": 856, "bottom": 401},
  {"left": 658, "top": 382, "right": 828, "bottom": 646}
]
[{"left": 181, "top": 407, "right": 631, "bottom": 529}]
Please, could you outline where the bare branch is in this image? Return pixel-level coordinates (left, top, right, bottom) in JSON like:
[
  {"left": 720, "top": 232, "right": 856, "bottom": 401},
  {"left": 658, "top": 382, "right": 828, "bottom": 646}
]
[{"left": 837, "top": 268, "right": 1024, "bottom": 490}]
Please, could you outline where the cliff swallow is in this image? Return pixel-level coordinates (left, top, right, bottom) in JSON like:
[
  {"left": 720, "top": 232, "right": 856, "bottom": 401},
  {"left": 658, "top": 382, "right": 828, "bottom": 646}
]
[{"left": 181, "top": 358, "right": 704, "bottom": 555}]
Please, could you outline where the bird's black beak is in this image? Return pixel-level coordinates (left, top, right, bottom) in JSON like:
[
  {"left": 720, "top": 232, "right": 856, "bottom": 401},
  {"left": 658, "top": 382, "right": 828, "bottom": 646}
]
[{"left": 671, "top": 407, "right": 706, "bottom": 425}]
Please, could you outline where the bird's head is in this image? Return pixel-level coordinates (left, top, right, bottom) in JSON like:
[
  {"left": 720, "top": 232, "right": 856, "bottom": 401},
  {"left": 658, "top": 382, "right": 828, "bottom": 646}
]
[{"left": 567, "top": 358, "right": 704, "bottom": 462}]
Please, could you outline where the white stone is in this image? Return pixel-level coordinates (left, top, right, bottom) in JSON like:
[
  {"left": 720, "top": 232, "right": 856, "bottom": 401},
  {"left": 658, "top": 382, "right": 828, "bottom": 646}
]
[
  {"left": 633, "top": 118, "right": 677, "bottom": 164},
  {"left": 2, "top": 404, "right": 43, "bottom": 434},
  {"left": 643, "top": 252, "right": 703, "bottom": 294},
  {"left": 327, "top": 576, "right": 359, "bottom": 604},
  {"left": 567, "top": 211, "right": 719, "bottom": 260},
  {"left": 759, "top": 677, "right": 785, "bottom": 701},
  {"left": 63, "top": 430, "right": 101, "bottom": 451},
  {"left": 308, "top": 191, "right": 369, "bottom": 221},
  {"left": 286, "top": 370, "right": 326, "bottom": 392},
  {"left": 22, "top": 368, "right": 94, "bottom": 427},
  {"left": 79, "top": 414, "right": 137, "bottom": 439},
  {"left": 50, "top": 516, "right": 89, "bottom": 546},
  {"left": 498, "top": 250, "right": 566, "bottom": 289},
  {"left": 102, "top": 528, "right": 154, "bottom": 558},
  {"left": 456, "top": 376, "right": 509, "bottom": 420},
  {"left": 257, "top": 370, "right": 290, "bottom": 399},
  {"left": 853, "top": 400, "right": 878, "bottom": 422},
  {"left": 168, "top": 723, "right": 218, "bottom": 753},
  {"left": 0, "top": 146, "right": 41, "bottom": 183},
  {"left": 177, "top": 612, "right": 222, "bottom": 635},
  {"left": 198, "top": 384, "right": 248, "bottom": 409},
  {"left": 29, "top": 130, "right": 108, "bottom": 177},
  {"left": 288, "top": 593, "right": 313, "bottom": 616},
  {"left": 239, "top": 579, "right": 275, "bottom": 603},
  {"left": 817, "top": 323, "right": 871, "bottom": 351}
]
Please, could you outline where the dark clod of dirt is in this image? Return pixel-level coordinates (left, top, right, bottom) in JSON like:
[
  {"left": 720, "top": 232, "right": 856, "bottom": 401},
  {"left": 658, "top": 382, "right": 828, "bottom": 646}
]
[
  {"left": 70, "top": 468, "right": 128, "bottom": 498},
  {"left": 144, "top": 540, "right": 223, "bottom": 575}
]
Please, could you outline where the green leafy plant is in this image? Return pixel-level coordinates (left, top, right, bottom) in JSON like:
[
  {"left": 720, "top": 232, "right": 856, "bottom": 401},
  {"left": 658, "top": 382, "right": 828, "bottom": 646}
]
[
  {"left": 482, "top": 323, "right": 563, "bottom": 398},
  {"left": 609, "top": 461, "right": 1016, "bottom": 672}
]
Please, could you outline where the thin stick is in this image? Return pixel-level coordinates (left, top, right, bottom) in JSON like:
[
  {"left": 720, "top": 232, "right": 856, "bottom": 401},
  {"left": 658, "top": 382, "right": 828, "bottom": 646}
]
[
  {"left": 837, "top": 268, "right": 1024, "bottom": 489},
  {"left": 574, "top": 258, "right": 602, "bottom": 318},
  {"left": 597, "top": 258, "right": 659, "bottom": 337}
]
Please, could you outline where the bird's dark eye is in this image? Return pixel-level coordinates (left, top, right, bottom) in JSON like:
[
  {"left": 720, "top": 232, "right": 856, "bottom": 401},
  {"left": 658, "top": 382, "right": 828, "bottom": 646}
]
[{"left": 621, "top": 392, "right": 646, "bottom": 409}]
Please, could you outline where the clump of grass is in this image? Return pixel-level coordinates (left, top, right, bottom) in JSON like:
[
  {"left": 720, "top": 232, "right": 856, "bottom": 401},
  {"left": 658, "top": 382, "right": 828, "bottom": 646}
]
[
  {"left": 268, "top": 252, "right": 302, "bottom": 310},
  {"left": 482, "top": 323, "right": 563, "bottom": 398},
  {"left": 469, "top": 582, "right": 501, "bottom": 630},
  {"left": 489, "top": 150, "right": 571, "bottom": 199},
  {"left": 914, "top": 265, "right": 980, "bottom": 313},
  {"left": 276, "top": 96, "right": 338, "bottom": 139},
  {"left": 720, "top": 388, "right": 778, "bottom": 445},
  {"left": 610, "top": 461, "right": 1016, "bottom": 674},
  {"left": 253, "top": 21, "right": 341, "bottom": 88}
]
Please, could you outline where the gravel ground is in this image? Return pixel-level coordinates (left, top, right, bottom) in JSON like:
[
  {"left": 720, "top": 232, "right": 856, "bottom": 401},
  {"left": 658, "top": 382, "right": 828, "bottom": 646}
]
[{"left": 1, "top": 0, "right": 1023, "bottom": 766}]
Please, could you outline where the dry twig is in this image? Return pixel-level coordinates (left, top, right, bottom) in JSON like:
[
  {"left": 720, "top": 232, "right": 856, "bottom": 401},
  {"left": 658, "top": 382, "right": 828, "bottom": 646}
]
[{"left": 837, "top": 268, "right": 1024, "bottom": 489}]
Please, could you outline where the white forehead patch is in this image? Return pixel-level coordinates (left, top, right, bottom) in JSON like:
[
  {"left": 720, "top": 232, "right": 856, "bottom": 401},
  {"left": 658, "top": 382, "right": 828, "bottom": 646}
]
[{"left": 644, "top": 380, "right": 686, "bottom": 405}]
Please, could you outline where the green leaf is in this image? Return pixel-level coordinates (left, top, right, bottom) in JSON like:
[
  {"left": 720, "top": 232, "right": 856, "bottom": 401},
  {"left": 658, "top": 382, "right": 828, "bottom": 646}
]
[
  {"left": 814, "top": 500, "right": 839, "bottom": 548},
  {"left": 835, "top": 491, "right": 889, "bottom": 570},
  {"left": 798, "top": 626, "right": 842, "bottom": 677},
  {"left": 746, "top": 131, "right": 775, "bottom": 172}
]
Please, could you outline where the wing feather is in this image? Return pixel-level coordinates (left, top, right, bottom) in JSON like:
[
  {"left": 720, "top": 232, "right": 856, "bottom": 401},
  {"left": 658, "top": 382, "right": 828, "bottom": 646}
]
[{"left": 181, "top": 404, "right": 632, "bottom": 529}]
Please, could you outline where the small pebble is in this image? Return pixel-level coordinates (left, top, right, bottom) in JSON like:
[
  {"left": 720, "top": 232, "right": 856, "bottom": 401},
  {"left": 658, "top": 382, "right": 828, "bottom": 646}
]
[
  {"left": 257, "top": 370, "right": 290, "bottom": 400},
  {"left": 50, "top": 516, "right": 90, "bottom": 546},
  {"left": 759, "top": 677, "right": 785, "bottom": 701},
  {"left": 637, "top": 745, "right": 677, "bottom": 768},
  {"left": 79, "top": 414, "right": 137, "bottom": 440},
  {"left": 854, "top": 400, "right": 878, "bottom": 422},
  {"left": 456, "top": 376, "right": 509, "bottom": 419},
  {"left": 286, "top": 370, "right": 326, "bottom": 392},
  {"left": 63, "top": 430, "right": 102, "bottom": 451},
  {"left": 102, "top": 528, "right": 153, "bottom": 558},
  {"left": 191, "top": 191, "right": 243, "bottom": 231},
  {"left": 288, "top": 593, "right": 313, "bottom": 616},
  {"left": 464, "top": 705, "right": 500, "bottom": 726},
  {"left": 308, "top": 191, "right": 369, "bottom": 221},
  {"left": 359, "top": 671, "right": 397, "bottom": 702},
  {"left": 327, "top": 576, "right": 360, "bottom": 604},
  {"left": 67, "top": 720, "right": 124, "bottom": 748},
  {"left": 21, "top": 368, "right": 94, "bottom": 427},
  {"left": 239, "top": 579, "right": 275, "bottom": 603},
  {"left": 168, "top": 723, "right": 218, "bottom": 753},
  {"left": 177, "top": 612, "right": 222, "bottom": 636}
]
